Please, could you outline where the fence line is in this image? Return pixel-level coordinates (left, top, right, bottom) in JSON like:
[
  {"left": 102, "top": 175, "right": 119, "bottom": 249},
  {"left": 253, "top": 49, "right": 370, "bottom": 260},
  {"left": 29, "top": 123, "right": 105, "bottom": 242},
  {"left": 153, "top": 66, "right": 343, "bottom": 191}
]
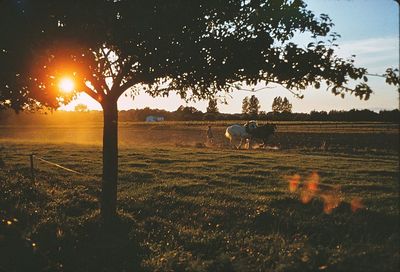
[{"left": 31, "top": 154, "right": 97, "bottom": 179}]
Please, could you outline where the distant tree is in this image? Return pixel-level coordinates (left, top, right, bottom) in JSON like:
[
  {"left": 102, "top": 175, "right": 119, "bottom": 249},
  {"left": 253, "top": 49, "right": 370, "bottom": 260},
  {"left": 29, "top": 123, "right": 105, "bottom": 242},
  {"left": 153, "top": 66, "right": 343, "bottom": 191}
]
[
  {"left": 248, "top": 95, "right": 260, "bottom": 118},
  {"left": 206, "top": 99, "right": 219, "bottom": 114},
  {"left": 379, "top": 109, "right": 399, "bottom": 123},
  {"left": 272, "top": 96, "right": 292, "bottom": 113},
  {"left": 204, "top": 99, "right": 219, "bottom": 120},
  {"left": 272, "top": 97, "right": 283, "bottom": 113},
  {"left": 258, "top": 110, "right": 267, "bottom": 120},
  {"left": 175, "top": 106, "right": 203, "bottom": 121},
  {"left": 1, "top": 0, "right": 390, "bottom": 225},
  {"left": 74, "top": 104, "right": 89, "bottom": 112},
  {"left": 282, "top": 98, "right": 293, "bottom": 113},
  {"left": 242, "top": 97, "right": 249, "bottom": 115},
  {"left": 310, "top": 110, "right": 328, "bottom": 121}
]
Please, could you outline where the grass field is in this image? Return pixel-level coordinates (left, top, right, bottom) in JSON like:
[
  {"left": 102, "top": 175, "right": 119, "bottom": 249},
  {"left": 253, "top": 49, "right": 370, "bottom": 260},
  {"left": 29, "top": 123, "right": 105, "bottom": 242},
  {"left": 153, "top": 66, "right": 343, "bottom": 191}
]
[{"left": 0, "top": 122, "right": 399, "bottom": 271}]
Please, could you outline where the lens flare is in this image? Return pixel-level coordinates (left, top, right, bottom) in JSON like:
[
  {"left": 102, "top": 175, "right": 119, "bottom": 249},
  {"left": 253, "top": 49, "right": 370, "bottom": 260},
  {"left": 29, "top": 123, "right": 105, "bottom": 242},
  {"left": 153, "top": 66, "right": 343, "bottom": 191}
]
[
  {"left": 351, "top": 197, "right": 364, "bottom": 212},
  {"left": 300, "top": 171, "right": 320, "bottom": 204},
  {"left": 288, "top": 174, "right": 301, "bottom": 193},
  {"left": 321, "top": 187, "right": 341, "bottom": 214},
  {"left": 300, "top": 189, "right": 314, "bottom": 204},
  {"left": 306, "top": 171, "right": 320, "bottom": 192},
  {"left": 58, "top": 77, "right": 75, "bottom": 93},
  {"left": 285, "top": 171, "right": 364, "bottom": 214}
]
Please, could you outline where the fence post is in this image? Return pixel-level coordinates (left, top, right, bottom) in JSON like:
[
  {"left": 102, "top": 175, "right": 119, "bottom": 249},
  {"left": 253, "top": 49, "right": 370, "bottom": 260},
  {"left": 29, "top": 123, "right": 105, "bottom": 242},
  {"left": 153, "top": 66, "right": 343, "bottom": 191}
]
[{"left": 30, "top": 154, "right": 35, "bottom": 181}]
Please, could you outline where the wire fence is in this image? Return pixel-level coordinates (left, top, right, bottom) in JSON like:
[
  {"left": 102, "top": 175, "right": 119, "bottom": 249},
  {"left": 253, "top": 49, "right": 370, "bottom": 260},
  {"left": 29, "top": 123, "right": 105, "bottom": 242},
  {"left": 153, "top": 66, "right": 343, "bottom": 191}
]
[
  {"left": 27, "top": 153, "right": 341, "bottom": 190},
  {"left": 29, "top": 154, "right": 98, "bottom": 181}
]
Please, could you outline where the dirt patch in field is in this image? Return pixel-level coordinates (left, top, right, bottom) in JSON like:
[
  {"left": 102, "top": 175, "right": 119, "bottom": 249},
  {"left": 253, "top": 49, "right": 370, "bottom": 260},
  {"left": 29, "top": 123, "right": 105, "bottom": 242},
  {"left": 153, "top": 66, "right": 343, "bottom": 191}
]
[{"left": 0, "top": 125, "right": 398, "bottom": 153}]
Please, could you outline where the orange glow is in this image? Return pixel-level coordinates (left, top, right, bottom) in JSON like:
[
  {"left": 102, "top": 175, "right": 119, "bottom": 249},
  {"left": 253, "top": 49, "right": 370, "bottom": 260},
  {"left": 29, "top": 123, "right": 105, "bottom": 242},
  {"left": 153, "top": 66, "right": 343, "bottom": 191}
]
[
  {"left": 306, "top": 171, "right": 320, "bottom": 192},
  {"left": 58, "top": 77, "right": 75, "bottom": 93},
  {"left": 300, "top": 189, "right": 314, "bottom": 204},
  {"left": 285, "top": 171, "right": 364, "bottom": 214},
  {"left": 351, "top": 197, "right": 364, "bottom": 212},
  {"left": 321, "top": 188, "right": 341, "bottom": 214},
  {"left": 288, "top": 174, "right": 301, "bottom": 193},
  {"left": 300, "top": 171, "right": 320, "bottom": 204}
]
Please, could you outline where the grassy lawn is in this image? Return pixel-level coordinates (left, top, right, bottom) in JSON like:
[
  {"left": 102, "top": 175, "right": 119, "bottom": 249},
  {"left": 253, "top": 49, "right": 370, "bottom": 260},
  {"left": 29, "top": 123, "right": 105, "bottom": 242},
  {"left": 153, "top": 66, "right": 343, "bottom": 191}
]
[{"left": 0, "top": 141, "right": 398, "bottom": 271}]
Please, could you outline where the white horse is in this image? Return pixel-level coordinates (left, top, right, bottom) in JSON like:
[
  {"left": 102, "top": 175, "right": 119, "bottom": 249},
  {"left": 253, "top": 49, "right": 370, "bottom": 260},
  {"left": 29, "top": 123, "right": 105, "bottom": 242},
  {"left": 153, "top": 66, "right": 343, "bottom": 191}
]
[{"left": 225, "top": 121, "right": 257, "bottom": 149}]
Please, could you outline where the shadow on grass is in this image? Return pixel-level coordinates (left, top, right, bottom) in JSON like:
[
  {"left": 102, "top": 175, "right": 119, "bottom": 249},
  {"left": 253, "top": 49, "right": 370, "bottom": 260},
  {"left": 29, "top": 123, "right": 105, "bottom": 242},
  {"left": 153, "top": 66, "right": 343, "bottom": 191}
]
[
  {"left": 1, "top": 213, "right": 145, "bottom": 272},
  {"left": 1, "top": 219, "right": 48, "bottom": 272},
  {"left": 31, "top": 213, "right": 145, "bottom": 272},
  {"left": 1, "top": 169, "right": 145, "bottom": 272}
]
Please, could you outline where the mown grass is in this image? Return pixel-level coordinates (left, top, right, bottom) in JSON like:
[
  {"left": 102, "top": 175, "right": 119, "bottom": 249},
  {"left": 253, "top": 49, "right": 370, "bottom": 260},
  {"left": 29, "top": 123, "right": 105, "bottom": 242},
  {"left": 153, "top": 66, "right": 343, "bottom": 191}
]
[{"left": 0, "top": 141, "right": 399, "bottom": 271}]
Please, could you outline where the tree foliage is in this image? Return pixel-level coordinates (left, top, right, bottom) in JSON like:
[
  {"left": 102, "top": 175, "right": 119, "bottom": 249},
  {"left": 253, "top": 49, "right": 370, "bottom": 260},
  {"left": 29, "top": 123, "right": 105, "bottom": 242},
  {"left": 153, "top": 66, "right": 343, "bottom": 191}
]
[
  {"left": 175, "top": 105, "right": 203, "bottom": 121},
  {"left": 248, "top": 95, "right": 261, "bottom": 117},
  {"left": 0, "top": 0, "right": 381, "bottom": 112},
  {"left": 384, "top": 68, "right": 400, "bottom": 88},
  {"left": 206, "top": 99, "right": 219, "bottom": 114},
  {"left": 242, "top": 95, "right": 260, "bottom": 117},
  {"left": 74, "top": 104, "right": 89, "bottom": 112},
  {"left": 242, "top": 97, "right": 249, "bottom": 115},
  {"left": 272, "top": 96, "right": 293, "bottom": 113}
]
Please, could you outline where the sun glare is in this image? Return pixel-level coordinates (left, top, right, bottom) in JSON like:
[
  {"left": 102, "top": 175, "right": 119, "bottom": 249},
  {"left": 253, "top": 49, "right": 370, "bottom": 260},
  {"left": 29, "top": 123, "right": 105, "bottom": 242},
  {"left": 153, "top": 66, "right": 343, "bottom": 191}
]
[{"left": 58, "top": 77, "right": 75, "bottom": 93}]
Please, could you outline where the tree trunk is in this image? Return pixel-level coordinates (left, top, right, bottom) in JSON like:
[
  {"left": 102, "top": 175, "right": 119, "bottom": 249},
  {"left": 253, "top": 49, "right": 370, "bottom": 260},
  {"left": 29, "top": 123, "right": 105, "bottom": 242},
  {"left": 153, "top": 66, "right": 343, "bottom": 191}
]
[{"left": 101, "top": 100, "right": 118, "bottom": 224}]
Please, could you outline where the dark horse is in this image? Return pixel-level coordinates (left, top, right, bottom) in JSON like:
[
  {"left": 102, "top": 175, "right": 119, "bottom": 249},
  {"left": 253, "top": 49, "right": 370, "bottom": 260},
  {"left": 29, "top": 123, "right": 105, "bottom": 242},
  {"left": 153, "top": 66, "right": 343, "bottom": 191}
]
[{"left": 248, "top": 123, "right": 277, "bottom": 147}]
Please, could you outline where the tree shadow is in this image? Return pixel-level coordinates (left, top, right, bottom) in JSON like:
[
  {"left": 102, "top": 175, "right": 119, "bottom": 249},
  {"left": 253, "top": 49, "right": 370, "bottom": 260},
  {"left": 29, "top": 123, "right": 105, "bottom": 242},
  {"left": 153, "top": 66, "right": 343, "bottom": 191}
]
[
  {"left": 0, "top": 218, "right": 48, "bottom": 272},
  {"left": 31, "top": 213, "right": 145, "bottom": 272}
]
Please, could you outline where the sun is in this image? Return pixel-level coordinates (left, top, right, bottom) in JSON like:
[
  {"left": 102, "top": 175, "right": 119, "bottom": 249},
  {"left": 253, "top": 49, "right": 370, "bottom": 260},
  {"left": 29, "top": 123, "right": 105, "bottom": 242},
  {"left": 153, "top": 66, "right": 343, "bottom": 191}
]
[{"left": 58, "top": 77, "right": 75, "bottom": 93}]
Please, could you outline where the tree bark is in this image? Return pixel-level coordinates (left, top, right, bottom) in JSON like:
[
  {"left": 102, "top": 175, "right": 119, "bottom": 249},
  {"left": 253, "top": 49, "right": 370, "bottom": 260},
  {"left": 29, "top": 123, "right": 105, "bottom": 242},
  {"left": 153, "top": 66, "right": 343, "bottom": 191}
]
[{"left": 101, "top": 99, "right": 118, "bottom": 224}]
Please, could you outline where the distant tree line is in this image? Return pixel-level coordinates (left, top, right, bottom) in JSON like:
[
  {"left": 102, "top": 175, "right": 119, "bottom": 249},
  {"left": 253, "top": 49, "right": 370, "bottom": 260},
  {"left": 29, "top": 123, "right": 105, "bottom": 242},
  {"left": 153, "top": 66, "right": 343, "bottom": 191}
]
[
  {"left": 261, "top": 109, "right": 399, "bottom": 122},
  {"left": 0, "top": 107, "right": 398, "bottom": 124},
  {"left": 119, "top": 107, "right": 398, "bottom": 123}
]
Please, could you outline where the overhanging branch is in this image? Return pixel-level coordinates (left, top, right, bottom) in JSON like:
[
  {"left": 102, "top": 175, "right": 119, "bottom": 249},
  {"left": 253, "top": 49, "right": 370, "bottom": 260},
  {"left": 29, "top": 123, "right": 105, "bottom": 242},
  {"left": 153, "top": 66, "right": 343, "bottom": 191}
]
[
  {"left": 81, "top": 84, "right": 103, "bottom": 103},
  {"left": 231, "top": 81, "right": 304, "bottom": 99}
]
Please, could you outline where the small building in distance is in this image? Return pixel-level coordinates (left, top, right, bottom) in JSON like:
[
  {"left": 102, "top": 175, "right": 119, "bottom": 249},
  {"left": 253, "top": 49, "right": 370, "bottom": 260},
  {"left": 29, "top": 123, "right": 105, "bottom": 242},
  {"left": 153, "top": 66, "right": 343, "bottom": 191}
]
[{"left": 145, "top": 115, "right": 165, "bottom": 122}]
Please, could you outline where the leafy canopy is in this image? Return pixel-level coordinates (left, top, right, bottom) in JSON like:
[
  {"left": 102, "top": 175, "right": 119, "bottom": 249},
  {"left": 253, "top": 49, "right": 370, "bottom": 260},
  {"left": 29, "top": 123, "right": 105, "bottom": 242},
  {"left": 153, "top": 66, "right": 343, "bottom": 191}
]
[
  {"left": 0, "top": 0, "right": 377, "bottom": 111},
  {"left": 242, "top": 95, "right": 260, "bottom": 116},
  {"left": 206, "top": 99, "right": 219, "bottom": 114},
  {"left": 272, "top": 96, "right": 293, "bottom": 113}
]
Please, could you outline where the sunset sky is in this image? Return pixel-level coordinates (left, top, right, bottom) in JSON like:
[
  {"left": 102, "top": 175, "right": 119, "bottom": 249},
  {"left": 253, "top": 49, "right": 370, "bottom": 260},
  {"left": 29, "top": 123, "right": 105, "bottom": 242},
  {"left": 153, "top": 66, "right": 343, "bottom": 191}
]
[{"left": 61, "top": 0, "right": 399, "bottom": 113}]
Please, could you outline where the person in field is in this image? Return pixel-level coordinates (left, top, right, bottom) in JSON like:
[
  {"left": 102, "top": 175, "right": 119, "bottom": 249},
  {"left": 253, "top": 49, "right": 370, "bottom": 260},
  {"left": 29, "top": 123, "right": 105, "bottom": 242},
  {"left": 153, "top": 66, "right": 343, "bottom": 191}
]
[{"left": 206, "top": 125, "right": 214, "bottom": 145}]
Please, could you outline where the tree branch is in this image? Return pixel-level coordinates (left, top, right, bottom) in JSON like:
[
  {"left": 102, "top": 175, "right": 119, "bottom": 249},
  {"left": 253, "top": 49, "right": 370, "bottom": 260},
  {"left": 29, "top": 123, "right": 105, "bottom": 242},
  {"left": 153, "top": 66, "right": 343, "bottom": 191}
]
[
  {"left": 80, "top": 84, "right": 103, "bottom": 104},
  {"left": 232, "top": 81, "right": 304, "bottom": 99},
  {"left": 85, "top": 72, "right": 107, "bottom": 97},
  {"left": 101, "top": 48, "right": 117, "bottom": 82},
  {"left": 365, "top": 73, "right": 385, "bottom": 78},
  {"left": 119, "top": 77, "right": 142, "bottom": 96},
  {"left": 112, "top": 57, "right": 135, "bottom": 93}
]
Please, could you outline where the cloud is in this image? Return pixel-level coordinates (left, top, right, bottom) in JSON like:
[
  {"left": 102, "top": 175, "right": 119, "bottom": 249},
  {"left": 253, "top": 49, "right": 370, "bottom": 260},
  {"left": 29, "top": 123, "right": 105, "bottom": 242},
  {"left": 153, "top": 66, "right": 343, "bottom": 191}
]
[
  {"left": 338, "top": 37, "right": 398, "bottom": 55},
  {"left": 335, "top": 37, "right": 399, "bottom": 71}
]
